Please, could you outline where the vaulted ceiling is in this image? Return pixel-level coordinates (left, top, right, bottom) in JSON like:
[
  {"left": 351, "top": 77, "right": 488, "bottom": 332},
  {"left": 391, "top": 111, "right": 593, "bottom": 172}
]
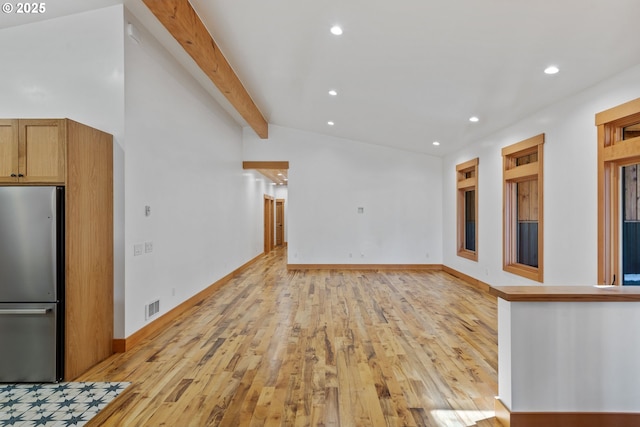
[{"left": 3, "top": 0, "right": 640, "bottom": 156}]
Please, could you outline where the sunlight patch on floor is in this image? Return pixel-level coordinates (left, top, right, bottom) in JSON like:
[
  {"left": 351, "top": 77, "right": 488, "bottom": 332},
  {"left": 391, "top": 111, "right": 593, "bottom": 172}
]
[{"left": 430, "top": 409, "right": 494, "bottom": 426}]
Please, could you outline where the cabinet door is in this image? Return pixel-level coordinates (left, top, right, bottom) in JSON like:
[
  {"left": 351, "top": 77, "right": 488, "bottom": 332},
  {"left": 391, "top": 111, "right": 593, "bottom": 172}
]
[
  {"left": 18, "top": 119, "right": 66, "bottom": 184},
  {"left": 0, "top": 119, "right": 19, "bottom": 183}
]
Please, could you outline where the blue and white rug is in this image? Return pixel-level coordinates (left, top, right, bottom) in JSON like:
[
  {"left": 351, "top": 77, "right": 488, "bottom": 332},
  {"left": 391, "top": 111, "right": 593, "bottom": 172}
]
[{"left": 0, "top": 382, "right": 130, "bottom": 427}]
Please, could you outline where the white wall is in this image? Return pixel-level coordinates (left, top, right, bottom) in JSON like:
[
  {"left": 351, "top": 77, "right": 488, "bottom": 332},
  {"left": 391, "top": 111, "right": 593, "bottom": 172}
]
[
  {"left": 499, "top": 299, "right": 640, "bottom": 412},
  {"left": 0, "top": 6, "right": 125, "bottom": 133},
  {"left": 443, "top": 63, "right": 640, "bottom": 286},
  {"left": 244, "top": 125, "right": 443, "bottom": 265},
  {"left": 122, "top": 11, "right": 268, "bottom": 337},
  {"left": 0, "top": 5, "right": 127, "bottom": 334}
]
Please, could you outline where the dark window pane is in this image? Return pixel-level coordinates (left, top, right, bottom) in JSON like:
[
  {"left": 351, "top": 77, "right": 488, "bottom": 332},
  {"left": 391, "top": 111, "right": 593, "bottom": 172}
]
[
  {"left": 517, "top": 222, "right": 538, "bottom": 267},
  {"left": 516, "top": 152, "right": 537, "bottom": 166},
  {"left": 623, "top": 164, "right": 640, "bottom": 285},
  {"left": 623, "top": 123, "right": 640, "bottom": 141},
  {"left": 464, "top": 190, "right": 475, "bottom": 252}
]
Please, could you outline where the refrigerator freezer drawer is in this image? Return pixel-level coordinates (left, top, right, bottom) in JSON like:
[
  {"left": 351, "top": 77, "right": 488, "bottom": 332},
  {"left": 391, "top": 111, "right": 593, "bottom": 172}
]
[{"left": 0, "top": 302, "right": 60, "bottom": 382}]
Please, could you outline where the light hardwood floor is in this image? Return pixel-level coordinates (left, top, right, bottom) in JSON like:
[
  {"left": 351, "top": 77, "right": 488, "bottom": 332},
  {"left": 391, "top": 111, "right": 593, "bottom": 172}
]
[{"left": 81, "top": 248, "right": 498, "bottom": 426}]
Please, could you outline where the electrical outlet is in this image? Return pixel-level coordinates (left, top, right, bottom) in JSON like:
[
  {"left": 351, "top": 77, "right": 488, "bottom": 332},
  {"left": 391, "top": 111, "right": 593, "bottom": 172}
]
[
  {"left": 145, "top": 241, "right": 153, "bottom": 253},
  {"left": 134, "top": 244, "right": 143, "bottom": 256}
]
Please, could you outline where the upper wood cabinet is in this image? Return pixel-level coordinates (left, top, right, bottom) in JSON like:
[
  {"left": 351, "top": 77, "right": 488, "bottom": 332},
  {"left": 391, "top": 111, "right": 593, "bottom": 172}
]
[
  {"left": 0, "top": 119, "right": 66, "bottom": 184},
  {"left": 0, "top": 119, "right": 19, "bottom": 181}
]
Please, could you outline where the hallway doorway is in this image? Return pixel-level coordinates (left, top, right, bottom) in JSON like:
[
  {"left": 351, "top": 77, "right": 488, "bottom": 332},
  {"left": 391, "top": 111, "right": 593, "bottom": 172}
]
[
  {"left": 264, "top": 195, "right": 275, "bottom": 254},
  {"left": 276, "top": 199, "right": 285, "bottom": 246}
]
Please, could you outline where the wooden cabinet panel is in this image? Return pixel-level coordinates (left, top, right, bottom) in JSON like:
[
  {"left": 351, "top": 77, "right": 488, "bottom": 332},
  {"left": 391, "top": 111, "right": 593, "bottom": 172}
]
[
  {"left": 64, "top": 120, "right": 113, "bottom": 380},
  {"left": 0, "top": 119, "right": 19, "bottom": 183},
  {"left": 19, "top": 120, "right": 66, "bottom": 184}
]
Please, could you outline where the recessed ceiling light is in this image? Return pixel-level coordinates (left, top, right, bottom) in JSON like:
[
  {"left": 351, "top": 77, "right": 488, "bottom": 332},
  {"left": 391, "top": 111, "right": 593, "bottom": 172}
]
[
  {"left": 432, "top": 141, "right": 440, "bottom": 146},
  {"left": 469, "top": 116, "right": 479, "bottom": 122},
  {"left": 328, "top": 89, "right": 338, "bottom": 96},
  {"left": 327, "top": 121, "right": 335, "bottom": 126},
  {"left": 544, "top": 65, "right": 559, "bottom": 75},
  {"left": 330, "top": 25, "right": 343, "bottom": 36}
]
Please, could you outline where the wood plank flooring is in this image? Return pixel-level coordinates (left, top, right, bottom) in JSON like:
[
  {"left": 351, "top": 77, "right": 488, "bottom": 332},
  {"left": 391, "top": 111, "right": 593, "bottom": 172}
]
[{"left": 80, "top": 248, "right": 498, "bottom": 427}]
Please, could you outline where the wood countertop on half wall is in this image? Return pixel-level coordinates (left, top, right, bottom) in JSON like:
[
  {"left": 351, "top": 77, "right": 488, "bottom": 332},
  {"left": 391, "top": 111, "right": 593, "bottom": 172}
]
[{"left": 490, "top": 285, "right": 640, "bottom": 302}]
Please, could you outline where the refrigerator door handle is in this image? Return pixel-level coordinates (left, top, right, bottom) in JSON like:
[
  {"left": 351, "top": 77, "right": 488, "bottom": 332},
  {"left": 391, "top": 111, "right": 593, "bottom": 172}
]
[{"left": 0, "top": 308, "right": 51, "bottom": 315}]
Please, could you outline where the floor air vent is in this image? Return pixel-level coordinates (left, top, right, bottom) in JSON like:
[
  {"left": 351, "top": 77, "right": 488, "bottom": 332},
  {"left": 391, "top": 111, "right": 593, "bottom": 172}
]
[{"left": 145, "top": 299, "right": 160, "bottom": 320}]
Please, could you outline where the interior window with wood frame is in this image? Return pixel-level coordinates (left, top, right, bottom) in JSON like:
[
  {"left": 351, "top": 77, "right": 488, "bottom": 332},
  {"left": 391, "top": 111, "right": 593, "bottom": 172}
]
[
  {"left": 456, "top": 158, "right": 479, "bottom": 261},
  {"left": 596, "top": 97, "right": 640, "bottom": 286},
  {"left": 502, "top": 134, "right": 544, "bottom": 282}
]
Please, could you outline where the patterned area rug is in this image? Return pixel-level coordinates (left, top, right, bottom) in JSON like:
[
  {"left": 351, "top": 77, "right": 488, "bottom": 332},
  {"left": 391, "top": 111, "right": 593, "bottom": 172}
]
[{"left": 0, "top": 382, "right": 130, "bottom": 427}]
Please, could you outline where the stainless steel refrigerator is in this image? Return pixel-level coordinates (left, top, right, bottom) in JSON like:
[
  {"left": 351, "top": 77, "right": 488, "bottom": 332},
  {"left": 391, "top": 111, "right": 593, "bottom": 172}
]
[{"left": 0, "top": 186, "right": 64, "bottom": 382}]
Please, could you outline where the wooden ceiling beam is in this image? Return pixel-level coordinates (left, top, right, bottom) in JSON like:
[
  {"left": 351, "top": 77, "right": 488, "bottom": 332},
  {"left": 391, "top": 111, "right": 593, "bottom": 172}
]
[
  {"left": 243, "top": 161, "right": 289, "bottom": 170},
  {"left": 142, "top": 0, "right": 268, "bottom": 139}
]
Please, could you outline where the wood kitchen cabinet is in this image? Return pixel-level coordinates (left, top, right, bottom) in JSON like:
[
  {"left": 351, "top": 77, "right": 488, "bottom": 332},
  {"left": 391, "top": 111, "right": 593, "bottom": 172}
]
[
  {"left": 0, "top": 118, "right": 113, "bottom": 380},
  {"left": 0, "top": 119, "right": 66, "bottom": 184}
]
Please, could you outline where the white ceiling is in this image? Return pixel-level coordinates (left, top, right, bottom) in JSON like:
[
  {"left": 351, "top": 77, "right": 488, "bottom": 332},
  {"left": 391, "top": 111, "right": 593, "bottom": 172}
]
[{"left": 3, "top": 0, "right": 640, "bottom": 156}]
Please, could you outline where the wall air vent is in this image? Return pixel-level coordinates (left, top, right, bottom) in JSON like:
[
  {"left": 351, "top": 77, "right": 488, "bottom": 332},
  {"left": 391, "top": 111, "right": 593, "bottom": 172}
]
[{"left": 145, "top": 299, "right": 160, "bottom": 320}]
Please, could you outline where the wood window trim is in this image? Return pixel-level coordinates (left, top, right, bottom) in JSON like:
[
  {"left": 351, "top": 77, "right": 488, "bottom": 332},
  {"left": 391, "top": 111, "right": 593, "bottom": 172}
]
[
  {"left": 456, "top": 158, "right": 479, "bottom": 261},
  {"left": 596, "top": 97, "right": 640, "bottom": 285},
  {"left": 502, "top": 134, "right": 544, "bottom": 282}
]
